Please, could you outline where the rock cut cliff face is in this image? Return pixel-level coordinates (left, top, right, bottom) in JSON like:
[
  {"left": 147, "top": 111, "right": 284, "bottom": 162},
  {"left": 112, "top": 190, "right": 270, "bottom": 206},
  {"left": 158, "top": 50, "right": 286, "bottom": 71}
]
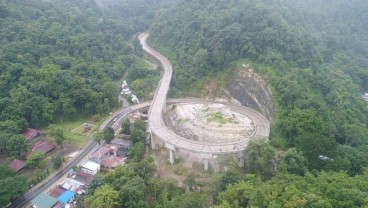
[{"left": 227, "top": 65, "right": 274, "bottom": 122}]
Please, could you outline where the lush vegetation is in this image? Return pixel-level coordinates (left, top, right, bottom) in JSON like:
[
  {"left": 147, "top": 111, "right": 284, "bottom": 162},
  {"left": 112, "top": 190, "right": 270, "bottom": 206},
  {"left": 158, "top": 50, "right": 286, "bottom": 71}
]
[
  {"left": 146, "top": 0, "right": 368, "bottom": 206},
  {"left": 0, "top": 0, "right": 174, "bottom": 148},
  {"left": 149, "top": 0, "right": 368, "bottom": 170},
  {"left": 0, "top": 0, "right": 175, "bottom": 205},
  {"left": 0, "top": 165, "right": 27, "bottom": 207},
  {"left": 82, "top": 119, "right": 210, "bottom": 208},
  {"left": 83, "top": 138, "right": 368, "bottom": 208},
  {"left": 216, "top": 171, "right": 368, "bottom": 208},
  {"left": 2, "top": 0, "right": 368, "bottom": 207}
]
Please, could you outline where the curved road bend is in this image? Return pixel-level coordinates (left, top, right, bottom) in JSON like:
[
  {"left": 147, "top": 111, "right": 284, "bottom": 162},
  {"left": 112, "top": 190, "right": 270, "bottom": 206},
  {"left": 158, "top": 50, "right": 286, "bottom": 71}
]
[
  {"left": 11, "top": 97, "right": 267, "bottom": 207},
  {"left": 139, "top": 33, "right": 270, "bottom": 155},
  {"left": 13, "top": 32, "right": 269, "bottom": 207}
]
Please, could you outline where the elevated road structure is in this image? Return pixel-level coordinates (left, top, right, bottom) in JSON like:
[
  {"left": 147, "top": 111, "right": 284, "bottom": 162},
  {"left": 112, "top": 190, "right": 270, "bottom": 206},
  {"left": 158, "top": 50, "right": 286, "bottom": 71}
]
[{"left": 139, "top": 33, "right": 270, "bottom": 169}]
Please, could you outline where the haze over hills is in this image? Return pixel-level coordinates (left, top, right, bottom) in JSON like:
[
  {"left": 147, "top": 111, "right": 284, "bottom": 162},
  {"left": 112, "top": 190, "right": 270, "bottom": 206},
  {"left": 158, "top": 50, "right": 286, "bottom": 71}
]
[
  {"left": 1, "top": 0, "right": 368, "bottom": 207},
  {"left": 149, "top": 0, "right": 368, "bottom": 164}
]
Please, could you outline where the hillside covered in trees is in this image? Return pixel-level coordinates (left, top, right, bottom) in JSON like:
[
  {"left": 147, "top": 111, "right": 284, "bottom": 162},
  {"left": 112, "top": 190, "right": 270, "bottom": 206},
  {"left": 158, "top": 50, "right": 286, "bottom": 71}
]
[
  {"left": 84, "top": 0, "right": 368, "bottom": 207},
  {"left": 0, "top": 0, "right": 175, "bottom": 154},
  {"left": 2, "top": 0, "right": 368, "bottom": 207},
  {"left": 149, "top": 0, "right": 368, "bottom": 170},
  {"left": 0, "top": 0, "right": 175, "bottom": 205}
]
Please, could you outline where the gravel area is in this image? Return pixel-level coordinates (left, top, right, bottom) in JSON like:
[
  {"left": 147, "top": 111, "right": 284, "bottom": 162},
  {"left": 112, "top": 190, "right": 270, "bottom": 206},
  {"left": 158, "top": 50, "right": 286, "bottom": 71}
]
[{"left": 168, "top": 103, "right": 255, "bottom": 144}]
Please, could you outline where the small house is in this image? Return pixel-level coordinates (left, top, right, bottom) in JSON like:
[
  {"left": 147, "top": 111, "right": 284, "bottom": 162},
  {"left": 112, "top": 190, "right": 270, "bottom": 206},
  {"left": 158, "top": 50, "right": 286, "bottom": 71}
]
[
  {"left": 131, "top": 94, "right": 140, "bottom": 104},
  {"left": 362, "top": 93, "right": 368, "bottom": 101},
  {"left": 90, "top": 146, "right": 111, "bottom": 164},
  {"left": 8, "top": 159, "right": 26, "bottom": 172},
  {"left": 81, "top": 160, "right": 100, "bottom": 175},
  {"left": 31, "top": 192, "right": 58, "bottom": 208},
  {"left": 102, "top": 156, "right": 126, "bottom": 170},
  {"left": 58, "top": 190, "right": 76, "bottom": 205},
  {"left": 48, "top": 186, "right": 66, "bottom": 198},
  {"left": 111, "top": 138, "right": 131, "bottom": 156},
  {"left": 71, "top": 171, "right": 94, "bottom": 185},
  {"left": 61, "top": 178, "right": 85, "bottom": 193},
  {"left": 22, "top": 128, "right": 43, "bottom": 142},
  {"left": 121, "top": 85, "right": 132, "bottom": 95},
  {"left": 122, "top": 80, "right": 128, "bottom": 88},
  {"left": 31, "top": 141, "right": 56, "bottom": 154}
]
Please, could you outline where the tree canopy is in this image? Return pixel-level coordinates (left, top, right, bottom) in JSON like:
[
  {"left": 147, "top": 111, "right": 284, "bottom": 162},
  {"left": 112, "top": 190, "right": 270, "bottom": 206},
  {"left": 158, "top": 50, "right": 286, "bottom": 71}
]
[
  {"left": 149, "top": 0, "right": 368, "bottom": 173},
  {"left": 0, "top": 165, "right": 28, "bottom": 207}
]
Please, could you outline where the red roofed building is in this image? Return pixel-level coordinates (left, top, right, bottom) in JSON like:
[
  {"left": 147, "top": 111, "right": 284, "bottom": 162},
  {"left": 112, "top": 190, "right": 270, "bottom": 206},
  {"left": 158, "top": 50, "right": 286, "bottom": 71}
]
[
  {"left": 22, "top": 128, "right": 43, "bottom": 142},
  {"left": 90, "top": 146, "right": 111, "bottom": 164},
  {"left": 71, "top": 171, "right": 94, "bottom": 185},
  {"left": 31, "top": 141, "right": 56, "bottom": 154},
  {"left": 8, "top": 159, "right": 26, "bottom": 172},
  {"left": 48, "top": 186, "right": 66, "bottom": 198},
  {"left": 102, "top": 156, "right": 126, "bottom": 170}
]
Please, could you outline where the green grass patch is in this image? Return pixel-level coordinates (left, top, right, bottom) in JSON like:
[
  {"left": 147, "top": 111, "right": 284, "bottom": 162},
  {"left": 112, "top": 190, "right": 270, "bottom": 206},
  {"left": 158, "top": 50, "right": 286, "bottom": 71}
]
[
  {"left": 177, "top": 118, "right": 189, "bottom": 125},
  {"left": 45, "top": 116, "right": 103, "bottom": 148},
  {"left": 207, "top": 112, "right": 227, "bottom": 124},
  {"left": 184, "top": 71, "right": 233, "bottom": 97},
  {"left": 202, "top": 107, "right": 210, "bottom": 113}
]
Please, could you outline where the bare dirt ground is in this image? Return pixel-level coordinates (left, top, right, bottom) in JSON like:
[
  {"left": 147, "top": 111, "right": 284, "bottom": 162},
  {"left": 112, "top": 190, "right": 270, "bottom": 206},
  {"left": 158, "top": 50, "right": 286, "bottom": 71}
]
[
  {"left": 167, "top": 103, "right": 255, "bottom": 144},
  {"left": 152, "top": 149, "right": 214, "bottom": 189}
]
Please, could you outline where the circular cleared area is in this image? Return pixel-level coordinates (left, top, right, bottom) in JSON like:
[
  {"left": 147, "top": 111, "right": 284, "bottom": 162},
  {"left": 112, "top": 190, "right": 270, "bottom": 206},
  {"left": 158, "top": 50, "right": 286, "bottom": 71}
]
[{"left": 167, "top": 103, "right": 256, "bottom": 144}]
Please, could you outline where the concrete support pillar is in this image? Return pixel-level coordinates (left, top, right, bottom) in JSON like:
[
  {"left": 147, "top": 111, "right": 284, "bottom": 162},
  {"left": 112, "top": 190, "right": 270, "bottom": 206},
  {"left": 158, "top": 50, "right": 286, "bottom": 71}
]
[
  {"left": 238, "top": 156, "right": 245, "bottom": 167},
  {"left": 204, "top": 159, "right": 209, "bottom": 171},
  {"left": 237, "top": 152, "right": 245, "bottom": 167},
  {"left": 163, "top": 99, "right": 167, "bottom": 113},
  {"left": 174, "top": 149, "right": 180, "bottom": 160},
  {"left": 169, "top": 149, "right": 174, "bottom": 164},
  {"left": 147, "top": 130, "right": 156, "bottom": 150}
]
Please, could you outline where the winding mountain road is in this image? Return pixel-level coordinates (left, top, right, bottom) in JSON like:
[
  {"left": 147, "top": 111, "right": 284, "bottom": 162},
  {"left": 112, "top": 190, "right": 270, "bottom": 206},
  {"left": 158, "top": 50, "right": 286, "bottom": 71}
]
[
  {"left": 139, "top": 33, "right": 269, "bottom": 155},
  {"left": 12, "top": 32, "right": 269, "bottom": 207}
]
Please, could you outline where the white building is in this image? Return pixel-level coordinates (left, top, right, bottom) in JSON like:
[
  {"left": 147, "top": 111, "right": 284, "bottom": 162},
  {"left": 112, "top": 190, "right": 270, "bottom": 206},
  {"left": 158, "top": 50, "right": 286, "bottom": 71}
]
[
  {"left": 121, "top": 87, "right": 132, "bottom": 95},
  {"left": 362, "top": 93, "right": 368, "bottom": 102},
  {"left": 81, "top": 160, "right": 100, "bottom": 175},
  {"left": 131, "top": 94, "right": 140, "bottom": 104},
  {"left": 122, "top": 80, "right": 128, "bottom": 88}
]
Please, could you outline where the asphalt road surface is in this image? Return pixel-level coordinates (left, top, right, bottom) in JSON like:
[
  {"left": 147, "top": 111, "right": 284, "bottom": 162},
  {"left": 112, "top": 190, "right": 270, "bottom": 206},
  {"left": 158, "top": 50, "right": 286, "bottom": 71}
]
[
  {"left": 139, "top": 33, "right": 270, "bottom": 155},
  {"left": 10, "top": 106, "right": 143, "bottom": 208},
  {"left": 12, "top": 33, "right": 270, "bottom": 208}
]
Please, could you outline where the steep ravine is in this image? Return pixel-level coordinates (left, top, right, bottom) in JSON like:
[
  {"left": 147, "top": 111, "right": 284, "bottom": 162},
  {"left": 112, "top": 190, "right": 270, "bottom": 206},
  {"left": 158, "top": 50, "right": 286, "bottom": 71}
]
[{"left": 227, "top": 65, "right": 274, "bottom": 122}]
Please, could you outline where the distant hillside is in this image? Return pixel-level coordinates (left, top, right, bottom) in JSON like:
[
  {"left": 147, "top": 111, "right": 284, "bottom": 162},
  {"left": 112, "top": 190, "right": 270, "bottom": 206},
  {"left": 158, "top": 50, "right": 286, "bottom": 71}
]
[
  {"left": 149, "top": 0, "right": 368, "bottom": 171},
  {"left": 0, "top": 0, "right": 176, "bottom": 134}
]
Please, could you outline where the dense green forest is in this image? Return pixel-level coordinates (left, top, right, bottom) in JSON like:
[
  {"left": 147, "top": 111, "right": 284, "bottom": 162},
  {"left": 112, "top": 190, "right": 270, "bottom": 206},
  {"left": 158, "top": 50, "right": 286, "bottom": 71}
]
[
  {"left": 149, "top": 0, "right": 368, "bottom": 170},
  {"left": 2, "top": 0, "right": 368, "bottom": 207},
  {"left": 0, "top": 0, "right": 174, "bottom": 205},
  {"left": 0, "top": 0, "right": 172, "bottom": 153}
]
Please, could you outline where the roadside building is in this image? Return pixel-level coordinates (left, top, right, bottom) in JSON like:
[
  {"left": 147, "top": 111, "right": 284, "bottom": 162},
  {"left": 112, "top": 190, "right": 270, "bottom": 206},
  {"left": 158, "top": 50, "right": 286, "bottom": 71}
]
[
  {"left": 102, "top": 156, "right": 126, "bottom": 170},
  {"left": 31, "top": 141, "right": 56, "bottom": 154},
  {"left": 362, "top": 93, "right": 368, "bottom": 101},
  {"left": 111, "top": 138, "right": 131, "bottom": 149},
  {"left": 8, "top": 159, "right": 26, "bottom": 172},
  {"left": 70, "top": 171, "right": 94, "bottom": 185},
  {"left": 48, "top": 186, "right": 66, "bottom": 198},
  {"left": 122, "top": 80, "right": 128, "bottom": 88},
  {"left": 110, "top": 138, "right": 131, "bottom": 156},
  {"left": 61, "top": 178, "right": 85, "bottom": 194},
  {"left": 57, "top": 190, "right": 76, "bottom": 205},
  {"left": 81, "top": 160, "right": 100, "bottom": 175},
  {"left": 129, "top": 112, "right": 142, "bottom": 123},
  {"left": 131, "top": 94, "right": 140, "bottom": 104},
  {"left": 121, "top": 86, "right": 132, "bottom": 96},
  {"left": 22, "top": 128, "right": 43, "bottom": 142},
  {"left": 31, "top": 192, "right": 58, "bottom": 208},
  {"left": 90, "top": 146, "right": 111, "bottom": 164}
]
